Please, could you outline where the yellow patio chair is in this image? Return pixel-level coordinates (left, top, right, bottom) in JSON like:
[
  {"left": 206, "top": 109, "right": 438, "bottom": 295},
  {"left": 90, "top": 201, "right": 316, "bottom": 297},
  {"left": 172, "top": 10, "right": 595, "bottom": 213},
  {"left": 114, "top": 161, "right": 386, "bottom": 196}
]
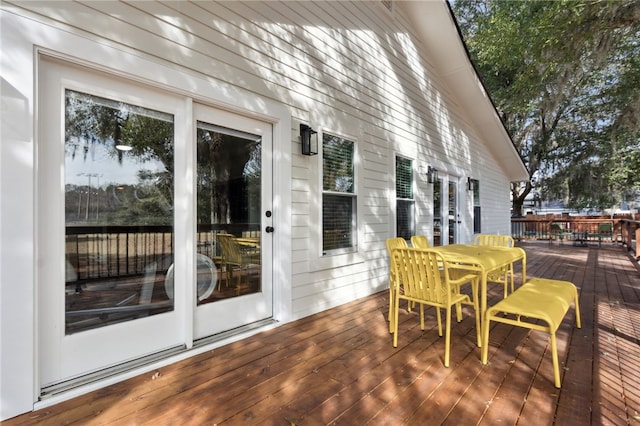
[
  {"left": 386, "top": 237, "right": 409, "bottom": 331},
  {"left": 473, "top": 234, "right": 515, "bottom": 298},
  {"left": 217, "top": 233, "right": 261, "bottom": 295},
  {"left": 596, "top": 222, "right": 613, "bottom": 246},
  {"left": 391, "top": 247, "right": 480, "bottom": 367},
  {"left": 413, "top": 234, "right": 478, "bottom": 325},
  {"left": 410, "top": 235, "right": 430, "bottom": 249}
]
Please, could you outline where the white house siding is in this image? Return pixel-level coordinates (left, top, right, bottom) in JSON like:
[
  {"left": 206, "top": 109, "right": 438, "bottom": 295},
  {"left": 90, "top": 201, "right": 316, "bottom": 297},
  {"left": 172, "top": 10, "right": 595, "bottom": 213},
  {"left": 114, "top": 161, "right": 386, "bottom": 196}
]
[{"left": 1, "top": 1, "right": 524, "bottom": 419}]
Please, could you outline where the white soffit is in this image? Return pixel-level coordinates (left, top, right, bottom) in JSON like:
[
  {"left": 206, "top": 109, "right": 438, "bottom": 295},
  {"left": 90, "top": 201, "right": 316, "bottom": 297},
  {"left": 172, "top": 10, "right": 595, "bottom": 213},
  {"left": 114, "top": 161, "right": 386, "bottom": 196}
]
[{"left": 399, "top": 1, "right": 529, "bottom": 182}]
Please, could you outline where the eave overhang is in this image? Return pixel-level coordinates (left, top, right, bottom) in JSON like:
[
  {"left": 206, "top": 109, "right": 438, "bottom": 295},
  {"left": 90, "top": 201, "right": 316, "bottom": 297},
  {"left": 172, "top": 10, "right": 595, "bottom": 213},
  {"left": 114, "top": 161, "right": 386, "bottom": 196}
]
[{"left": 399, "top": 0, "right": 529, "bottom": 183}]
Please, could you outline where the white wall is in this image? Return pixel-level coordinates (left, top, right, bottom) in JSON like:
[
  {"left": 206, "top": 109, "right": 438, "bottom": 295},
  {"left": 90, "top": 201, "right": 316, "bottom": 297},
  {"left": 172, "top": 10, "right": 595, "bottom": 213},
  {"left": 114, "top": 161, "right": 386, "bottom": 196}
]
[{"left": 1, "top": 1, "right": 516, "bottom": 419}]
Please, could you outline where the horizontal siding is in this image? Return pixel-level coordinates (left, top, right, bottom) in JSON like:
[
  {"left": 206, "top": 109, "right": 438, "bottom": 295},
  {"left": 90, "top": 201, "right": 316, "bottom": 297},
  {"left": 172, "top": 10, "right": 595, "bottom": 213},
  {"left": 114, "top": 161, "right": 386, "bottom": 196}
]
[{"left": 7, "top": 0, "right": 514, "bottom": 318}]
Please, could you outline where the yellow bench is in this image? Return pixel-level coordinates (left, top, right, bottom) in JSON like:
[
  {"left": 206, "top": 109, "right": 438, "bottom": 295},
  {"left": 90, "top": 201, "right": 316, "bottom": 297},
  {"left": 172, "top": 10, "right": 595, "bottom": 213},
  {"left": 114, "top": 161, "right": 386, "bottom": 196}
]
[{"left": 481, "top": 278, "right": 581, "bottom": 388}]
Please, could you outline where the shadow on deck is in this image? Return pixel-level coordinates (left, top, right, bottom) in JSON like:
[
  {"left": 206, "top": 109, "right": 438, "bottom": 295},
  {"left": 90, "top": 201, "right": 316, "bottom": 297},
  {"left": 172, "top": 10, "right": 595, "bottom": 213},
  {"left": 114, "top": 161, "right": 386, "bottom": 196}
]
[{"left": 6, "top": 241, "right": 640, "bottom": 425}]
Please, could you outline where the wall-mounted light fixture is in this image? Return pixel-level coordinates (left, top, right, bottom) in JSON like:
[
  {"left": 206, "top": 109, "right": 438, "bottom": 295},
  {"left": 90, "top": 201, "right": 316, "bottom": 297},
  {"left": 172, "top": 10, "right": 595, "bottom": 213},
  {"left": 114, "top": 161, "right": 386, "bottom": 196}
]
[
  {"left": 467, "top": 177, "right": 474, "bottom": 191},
  {"left": 427, "top": 166, "right": 438, "bottom": 184},
  {"left": 300, "top": 123, "right": 318, "bottom": 156}
]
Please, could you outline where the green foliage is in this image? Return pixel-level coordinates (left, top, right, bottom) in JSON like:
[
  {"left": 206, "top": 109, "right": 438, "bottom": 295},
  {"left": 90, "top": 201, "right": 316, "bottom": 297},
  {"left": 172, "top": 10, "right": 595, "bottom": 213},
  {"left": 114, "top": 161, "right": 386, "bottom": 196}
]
[{"left": 453, "top": 0, "right": 640, "bottom": 214}]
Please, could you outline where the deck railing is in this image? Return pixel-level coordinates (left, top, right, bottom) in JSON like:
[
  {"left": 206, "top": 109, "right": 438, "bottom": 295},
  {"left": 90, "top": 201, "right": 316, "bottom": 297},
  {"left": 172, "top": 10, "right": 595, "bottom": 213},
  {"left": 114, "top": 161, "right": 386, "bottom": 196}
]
[
  {"left": 511, "top": 215, "right": 639, "bottom": 259},
  {"left": 619, "top": 218, "right": 640, "bottom": 259}
]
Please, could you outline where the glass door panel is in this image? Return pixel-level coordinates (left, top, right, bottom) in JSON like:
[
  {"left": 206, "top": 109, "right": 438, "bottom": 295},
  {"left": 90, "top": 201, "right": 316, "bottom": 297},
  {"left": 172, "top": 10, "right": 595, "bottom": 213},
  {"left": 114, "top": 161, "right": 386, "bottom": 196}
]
[
  {"left": 448, "top": 181, "right": 458, "bottom": 244},
  {"left": 64, "top": 90, "right": 175, "bottom": 334},
  {"left": 192, "top": 105, "right": 272, "bottom": 340},
  {"left": 433, "top": 178, "right": 442, "bottom": 246},
  {"left": 195, "top": 122, "right": 262, "bottom": 303}
]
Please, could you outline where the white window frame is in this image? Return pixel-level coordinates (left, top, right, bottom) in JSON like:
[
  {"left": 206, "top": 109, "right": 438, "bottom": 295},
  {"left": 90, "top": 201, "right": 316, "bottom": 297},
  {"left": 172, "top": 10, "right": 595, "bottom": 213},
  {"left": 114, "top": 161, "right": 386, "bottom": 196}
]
[
  {"left": 395, "top": 155, "right": 415, "bottom": 240},
  {"left": 321, "top": 130, "right": 358, "bottom": 256}
]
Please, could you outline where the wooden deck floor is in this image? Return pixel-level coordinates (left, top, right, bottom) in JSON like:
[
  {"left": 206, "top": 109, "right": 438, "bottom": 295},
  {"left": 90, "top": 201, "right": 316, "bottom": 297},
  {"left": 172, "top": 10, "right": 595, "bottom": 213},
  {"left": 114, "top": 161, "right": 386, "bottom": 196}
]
[{"left": 6, "top": 242, "right": 640, "bottom": 425}]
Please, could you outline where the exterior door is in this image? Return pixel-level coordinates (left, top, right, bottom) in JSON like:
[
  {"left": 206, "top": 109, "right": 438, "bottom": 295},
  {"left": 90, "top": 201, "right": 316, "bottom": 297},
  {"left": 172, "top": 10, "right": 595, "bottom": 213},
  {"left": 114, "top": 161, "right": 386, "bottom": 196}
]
[
  {"left": 433, "top": 177, "right": 443, "bottom": 246},
  {"left": 448, "top": 180, "right": 459, "bottom": 244},
  {"left": 192, "top": 104, "right": 273, "bottom": 339},
  {"left": 433, "top": 174, "right": 460, "bottom": 245},
  {"left": 37, "top": 57, "right": 274, "bottom": 391},
  {"left": 38, "top": 57, "right": 187, "bottom": 389}
]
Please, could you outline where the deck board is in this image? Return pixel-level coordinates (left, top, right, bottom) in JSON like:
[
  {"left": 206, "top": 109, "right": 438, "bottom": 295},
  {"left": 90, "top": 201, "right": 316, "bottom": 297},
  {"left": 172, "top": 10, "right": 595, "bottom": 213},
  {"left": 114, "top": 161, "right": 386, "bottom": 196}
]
[{"left": 5, "top": 242, "right": 640, "bottom": 425}]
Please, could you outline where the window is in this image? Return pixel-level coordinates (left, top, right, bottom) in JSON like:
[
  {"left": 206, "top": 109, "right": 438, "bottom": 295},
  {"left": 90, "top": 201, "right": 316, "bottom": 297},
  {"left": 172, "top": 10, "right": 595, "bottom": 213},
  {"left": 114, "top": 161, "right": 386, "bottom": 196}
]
[
  {"left": 322, "top": 133, "right": 356, "bottom": 254},
  {"left": 395, "top": 156, "right": 414, "bottom": 240},
  {"left": 471, "top": 179, "right": 481, "bottom": 233}
]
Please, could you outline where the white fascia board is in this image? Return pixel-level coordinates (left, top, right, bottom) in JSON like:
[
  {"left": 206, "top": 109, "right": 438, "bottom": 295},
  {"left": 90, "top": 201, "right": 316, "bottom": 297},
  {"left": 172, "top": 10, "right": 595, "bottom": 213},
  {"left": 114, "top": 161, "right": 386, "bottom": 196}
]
[{"left": 399, "top": 0, "right": 529, "bottom": 182}]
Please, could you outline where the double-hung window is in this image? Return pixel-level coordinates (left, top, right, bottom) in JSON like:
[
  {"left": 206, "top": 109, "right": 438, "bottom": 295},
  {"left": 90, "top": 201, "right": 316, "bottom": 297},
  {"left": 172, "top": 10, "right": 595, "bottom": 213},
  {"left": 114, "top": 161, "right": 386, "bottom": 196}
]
[
  {"left": 395, "top": 156, "right": 414, "bottom": 240},
  {"left": 322, "top": 133, "right": 356, "bottom": 255}
]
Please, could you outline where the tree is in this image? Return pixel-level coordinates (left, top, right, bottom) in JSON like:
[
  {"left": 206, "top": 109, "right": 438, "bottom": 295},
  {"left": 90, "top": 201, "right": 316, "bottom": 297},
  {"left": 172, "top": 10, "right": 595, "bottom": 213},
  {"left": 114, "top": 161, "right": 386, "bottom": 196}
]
[{"left": 452, "top": 0, "right": 640, "bottom": 215}]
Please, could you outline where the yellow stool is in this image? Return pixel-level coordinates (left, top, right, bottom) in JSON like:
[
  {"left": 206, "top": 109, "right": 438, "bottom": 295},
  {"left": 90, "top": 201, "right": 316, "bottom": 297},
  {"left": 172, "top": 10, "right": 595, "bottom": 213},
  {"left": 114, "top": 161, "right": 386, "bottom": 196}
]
[{"left": 481, "top": 278, "right": 581, "bottom": 388}]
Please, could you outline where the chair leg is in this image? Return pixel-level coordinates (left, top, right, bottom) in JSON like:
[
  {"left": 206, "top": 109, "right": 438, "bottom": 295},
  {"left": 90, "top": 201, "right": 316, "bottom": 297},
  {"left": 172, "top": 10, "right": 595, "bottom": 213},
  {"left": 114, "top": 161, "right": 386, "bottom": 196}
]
[
  {"left": 388, "top": 285, "right": 396, "bottom": 333},
  {"left": 481, "top": 313, "right": 491, "bottom": 364},
  {"left": 574, "top": 290, "right": 582, "bottom": 329},
  {"left": 435, "top": 307, "right": 443, "bottom": 336},
  {"left": 393, "top": 291, "right": 400, "bottom": 347},
  {"left": 550, "top": 332, "right": 560, "bottom": 388},
  {"left": 444, "top": 305, "right": 452, "bottom": 367},
  {"left": 509, "top": 265, "right": 515, "bottom": 293},
  {"left": 388, "top": 285, "right": 393, "bottom": 322},
  {"left": 472, "top": 278, "right": 481, "bottom": 347}
]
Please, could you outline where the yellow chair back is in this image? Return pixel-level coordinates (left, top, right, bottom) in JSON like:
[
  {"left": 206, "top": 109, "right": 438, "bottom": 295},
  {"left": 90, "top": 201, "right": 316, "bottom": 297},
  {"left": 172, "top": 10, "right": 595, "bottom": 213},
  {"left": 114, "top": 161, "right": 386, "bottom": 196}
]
[
  {"left": 385, "top": 237, "right": 408, "bottom": 255},
  {"left": 473, "top": 234, "right": 513, "bottom": 247},
  {"left": 410, "top": 235, "right": 430, "bottom": 249}
]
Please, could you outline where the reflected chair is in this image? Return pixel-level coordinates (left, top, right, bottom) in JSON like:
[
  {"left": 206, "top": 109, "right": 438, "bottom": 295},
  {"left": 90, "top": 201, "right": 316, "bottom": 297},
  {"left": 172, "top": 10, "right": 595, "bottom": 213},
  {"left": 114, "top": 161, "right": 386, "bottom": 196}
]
[
  {"left": 217, "top": 233, "right": 261, "bottom": 295},
  {"left": 596, "top": 222, "right": 613, "bottom": 246},
  {"left": 391, "top": 247, "right": 480, "bottom": 367},
  {"left": 550, "top": 223, "right": 571, "bottom": 245},
  {"left": 410, "top": 235, "right": 430, "bottom": 249},
  {"left": 473, "top": 234, "right": 515, "bottom": 298}
]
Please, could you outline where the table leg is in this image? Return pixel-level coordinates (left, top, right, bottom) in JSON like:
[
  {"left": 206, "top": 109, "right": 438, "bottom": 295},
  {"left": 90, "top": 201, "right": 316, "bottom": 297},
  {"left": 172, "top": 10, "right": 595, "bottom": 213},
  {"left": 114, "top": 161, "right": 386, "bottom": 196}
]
[{"left": 479, "top": 267, "right": 487, "bottom": 348}]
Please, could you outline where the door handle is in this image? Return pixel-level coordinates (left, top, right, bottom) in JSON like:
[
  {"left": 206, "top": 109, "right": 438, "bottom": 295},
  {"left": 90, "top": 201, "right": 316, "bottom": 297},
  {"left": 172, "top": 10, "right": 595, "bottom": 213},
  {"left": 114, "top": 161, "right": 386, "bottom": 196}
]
[{"left": 265, "top": 226, "right": 275, "bottom": 233}]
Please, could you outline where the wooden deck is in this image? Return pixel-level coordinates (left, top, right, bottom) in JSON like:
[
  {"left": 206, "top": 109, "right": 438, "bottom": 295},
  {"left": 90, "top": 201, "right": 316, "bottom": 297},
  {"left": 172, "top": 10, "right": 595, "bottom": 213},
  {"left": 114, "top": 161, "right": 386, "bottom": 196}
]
[{"left": 7, "top": 242, "right": 640, "bottom": 425}]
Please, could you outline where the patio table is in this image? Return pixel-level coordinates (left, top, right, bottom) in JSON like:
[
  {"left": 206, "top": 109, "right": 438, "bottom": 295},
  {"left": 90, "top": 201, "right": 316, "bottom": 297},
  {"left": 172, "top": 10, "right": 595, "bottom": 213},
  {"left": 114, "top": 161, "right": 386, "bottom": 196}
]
[{"left": 431, "top": 244, "right": 527, "bottom": 347}]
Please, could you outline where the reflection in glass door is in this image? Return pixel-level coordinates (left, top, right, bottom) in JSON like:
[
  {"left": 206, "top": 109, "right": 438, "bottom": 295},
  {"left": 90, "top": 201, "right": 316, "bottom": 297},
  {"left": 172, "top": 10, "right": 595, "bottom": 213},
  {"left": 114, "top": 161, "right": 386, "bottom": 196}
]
[
  {"left": 64, "top": 90, "right": 176, "bottom": 334},
  {"left": 192, "top": 105, "right": 272, "bottom": 340},
  {"left": 195, "top": 122, "right": 262, "bottom": 303}
]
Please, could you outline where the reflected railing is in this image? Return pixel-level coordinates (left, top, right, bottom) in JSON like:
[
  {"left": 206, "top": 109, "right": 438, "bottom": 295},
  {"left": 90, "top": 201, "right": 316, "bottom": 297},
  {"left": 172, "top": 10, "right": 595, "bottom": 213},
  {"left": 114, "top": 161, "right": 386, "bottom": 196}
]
[
  {"left": 66, "top": 224, "right": 259, "bottom": 283},
  {"left": 65, "top": 224, "right": 261, "bottom": 334}
]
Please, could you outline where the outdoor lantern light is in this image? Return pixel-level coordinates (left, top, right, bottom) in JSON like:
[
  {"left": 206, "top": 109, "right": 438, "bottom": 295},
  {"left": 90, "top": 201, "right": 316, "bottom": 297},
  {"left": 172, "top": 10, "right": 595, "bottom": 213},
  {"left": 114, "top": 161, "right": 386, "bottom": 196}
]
[
  {"left": 300, "top": 123, "right": 318, "bottom": 156},
  {"left": 467, "top": 177, "right": 474, "bottom": 191},
  {"left": 427, "top": 166, "right": 438, "bottom": 184}
]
